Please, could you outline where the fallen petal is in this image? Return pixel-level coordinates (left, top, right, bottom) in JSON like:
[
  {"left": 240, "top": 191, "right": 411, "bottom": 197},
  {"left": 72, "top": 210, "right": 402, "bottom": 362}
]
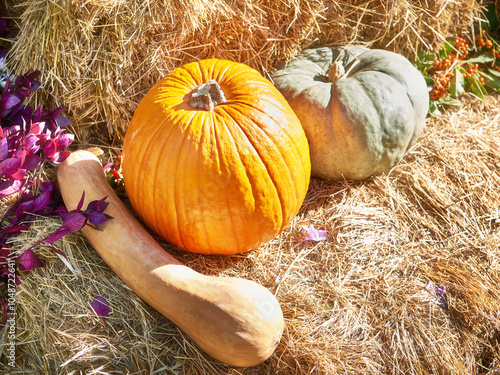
[{"left": 91, "top": 296, "right": 110, "bottom": 327}]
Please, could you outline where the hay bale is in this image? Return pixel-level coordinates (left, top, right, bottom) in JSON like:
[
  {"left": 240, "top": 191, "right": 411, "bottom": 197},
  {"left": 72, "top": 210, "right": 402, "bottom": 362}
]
[
  {"left": 4, "top": 0, "right": 482, "bottom": 142},
  {"left": 2, "top": 94, "right": 500, "bottom": 374}
]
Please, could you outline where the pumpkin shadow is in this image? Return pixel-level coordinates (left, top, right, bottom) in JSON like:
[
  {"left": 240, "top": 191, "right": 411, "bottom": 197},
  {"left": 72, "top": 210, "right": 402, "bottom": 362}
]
[
  {"left": 157, "top": 177, "right": 370, "bottom": 277},
  {"left": 299, "top": 176, "right": 366, "bottom": 216},
  {"left": 118, "top": 194, "right": 245, "bottom": 276},
  {"left": 154, "top": 235, "right": 250, "bottom": 276}
]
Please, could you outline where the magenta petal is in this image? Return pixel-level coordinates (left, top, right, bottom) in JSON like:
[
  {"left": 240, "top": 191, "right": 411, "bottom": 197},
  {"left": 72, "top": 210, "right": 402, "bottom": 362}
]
[
  {"left": 17, "top": 250, "right": 43, "bottom": 271},
  {"left": 301, "top": 225, "right": 327, "bottom": 242},
  {"left": 91, "top": 296, "right": 110, "bottom": 327}
]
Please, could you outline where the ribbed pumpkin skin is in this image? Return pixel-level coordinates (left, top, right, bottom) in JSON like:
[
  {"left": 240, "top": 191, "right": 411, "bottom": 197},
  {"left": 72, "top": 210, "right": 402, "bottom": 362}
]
[
  {"left": 271, "top": 46, "right": 429, "bottom": 181},
  {"left": 122, "top": 59, "right": 310, "bottom": 254}
]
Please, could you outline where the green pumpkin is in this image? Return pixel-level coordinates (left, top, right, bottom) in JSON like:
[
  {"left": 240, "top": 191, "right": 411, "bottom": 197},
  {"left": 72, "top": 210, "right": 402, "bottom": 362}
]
[{"left": 271, "top": 46, "right": 429, "bottom": 181}]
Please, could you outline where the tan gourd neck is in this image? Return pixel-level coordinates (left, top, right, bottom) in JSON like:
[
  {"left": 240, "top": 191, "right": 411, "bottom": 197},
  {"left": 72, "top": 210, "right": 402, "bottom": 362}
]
[{"left": 189, "top": 79, "right": 227, "bottom": 111}]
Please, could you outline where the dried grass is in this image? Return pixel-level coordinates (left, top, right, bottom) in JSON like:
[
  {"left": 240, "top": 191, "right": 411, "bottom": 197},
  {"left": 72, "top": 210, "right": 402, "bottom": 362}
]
[
  {"left": 2, "top": 0, "right": 500, "bottom": 373},
  {"left": 3, "top": 0, "right": 484, "bottom": 142},
  {"left": 1, "top": 93, "right": 499, "bottom": 374}
]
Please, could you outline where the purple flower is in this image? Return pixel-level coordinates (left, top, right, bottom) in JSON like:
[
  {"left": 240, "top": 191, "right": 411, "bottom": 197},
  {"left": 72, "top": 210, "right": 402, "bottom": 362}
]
[
  {"left": 0, "top": 18, "right": 84, "bottom": 324},
  {"left": 45, "top": 193, "right": 111, "bottom": 243},
  {"left": 425, "top": 283, "right": 448, "bottom": 310},
  {"left": 300, "top": 225, "right": 327, "bottom": 243},
  {"left": 91, "top": 296, "right": 110, "bottom": 327}
]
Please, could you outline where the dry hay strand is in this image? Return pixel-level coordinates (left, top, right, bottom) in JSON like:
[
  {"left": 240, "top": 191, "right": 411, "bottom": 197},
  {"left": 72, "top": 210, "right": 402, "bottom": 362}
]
[
  {"left": 4, "top": 0, "right": 483, "bottom": 143},
  {"left": 1, "top": 93, "right": 500, "bottom": 374},
  {"left": 318, "top": 0, "right": 480, "bottom": 54}
]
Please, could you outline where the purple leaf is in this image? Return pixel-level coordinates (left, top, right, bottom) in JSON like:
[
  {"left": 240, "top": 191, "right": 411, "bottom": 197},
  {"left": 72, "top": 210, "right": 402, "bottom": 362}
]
[
  {"left": 22, "top": 154, "right": 42, "bottom": 171},
  {"left": 42, "top": 139, "right": 57, "bottom": 159},
  {"left": 14, "top": 200, "right": 35, "bottom": 222},
  {"left": 0, "top": 137, "right": 8, "bottom": 159},
  {"left": 61, "top": 211, "right": 87, "bottom": 231},
  {"left": 0, "top": 18, "right": 8, "bottom": 35},
  {"left": 91, "top": 296, "right": 110, "bottom": 327},
  {"left": 33, "top": 189, "right": 51, "bottom": 211},
  {"left": 17, "top": 249, "right": 43, "bottom": 271},
  {"left": 425, "top": 283, "right": 449, "bottom": 310},
  {"left": 103, "top": 162, "right": 114, "bottom": 172},
  {"left": 10, "top": 168, "right": 26, "bottom": 180},
  {"left": 55, "top": 205, "right": 68, "bottom": 220},
  {"left": 0, "top": 178, "right": 24, "bottom": 199},
  {"left": 28, "top": 122, "right": 44, "bottom": 135},
  {"left": 42, "top": 245, "right": 67, "bottom": 258},
  {"left": 86, "top": 211, "right": 109, "bottom": 226},
  {"left": 32, "top": 107, "right": 42, "bottom": 122},
  {"left": 55, "top": 133, "right": 74, "bottom": 150},
  {"left": 23, "top": 134, "right": 41, "bottom": 154},
  {"left": 43, "top": 228, "right": 71, "bottom": 244},
  {"left": 54, "top": 114, "right": 71, "bottom": 128},
  {"left": 12, "top": 149, "right": 26, "bottom": 164},
  {"left": 85, "top": 196, "right": 108, "bottom": 213},
  {"left": 15, "top": 88, "right": 30, "bottom": 99},
  {"left": 26, "top": 71, "right": 40, "bottom": 82},
  {"left": 41, "top": 180, "right": 57, "bottom": 194},
  {"left": 76, "top": 192, "right": 85, "bottom": 211},
  {"left": 300, "top": 225, "right": 327, "bottom": 243},
  {"left": 1, "top": 93, "right": 21, "bottom": 111},
  {"left": 37, "top": 133, "right": 50, "bottom": 145},
  {"left": 1, "top": 223, "right": 31, "bottom": 235},
  {"left": 0, "top": 157, "right": 22, "bottom": 177},
  {"left": 28, "top": 80, "right": 41, "bottom": 91},
  {"left": 50, "top": 150, "right": 71, "bottom": 164}
]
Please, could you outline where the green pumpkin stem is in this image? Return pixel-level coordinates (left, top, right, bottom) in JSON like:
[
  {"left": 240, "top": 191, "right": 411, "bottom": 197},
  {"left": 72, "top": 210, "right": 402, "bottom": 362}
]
[{"left": 189, "top": 79, "right": 227, "bottom": 111}]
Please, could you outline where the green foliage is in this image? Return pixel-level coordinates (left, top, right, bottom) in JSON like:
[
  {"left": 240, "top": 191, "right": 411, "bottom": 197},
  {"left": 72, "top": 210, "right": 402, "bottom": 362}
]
[{"left": 415, "top": 32, "right": 500, "bottom": 115}]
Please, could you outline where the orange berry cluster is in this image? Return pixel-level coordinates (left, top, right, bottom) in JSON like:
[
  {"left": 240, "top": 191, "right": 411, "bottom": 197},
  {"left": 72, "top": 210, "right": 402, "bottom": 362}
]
[
  {"left": 428, "top": 38, "right": 472, "bottom": 100},
  {"left": 476, "top": 30, "right": 500, "bottom": 71},
  {"left": 114, "top": 154, "right": 122, "bottom": 168},
  {"left": 477, "top": 30, "right": 493, "bottom": 49},
  {"left": 429, "top": 71, "right": 454, "bottom": 100},
  {"left": 429, "top": 37, "right": 469, "bottom": 75},
  {"left": 462, "top": 63, "right": 478, "bottom": 79}
]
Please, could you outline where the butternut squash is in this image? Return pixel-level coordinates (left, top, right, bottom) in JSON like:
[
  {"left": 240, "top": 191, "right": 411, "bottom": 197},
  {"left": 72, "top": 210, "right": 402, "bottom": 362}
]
[{"left": 57, "top": 150, "right": 284, "bottom": 367}]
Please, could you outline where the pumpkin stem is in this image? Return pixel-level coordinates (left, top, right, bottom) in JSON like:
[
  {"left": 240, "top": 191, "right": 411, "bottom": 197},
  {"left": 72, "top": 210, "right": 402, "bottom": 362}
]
[
  {"left": 189, "top": 79, "right": 227, "bottom": 111},
  {"left": 328, "top": 48, "right": 361, "bottom": 82},
  {"left": 327, "top": 62, "right": 345, "bottom": 82}
]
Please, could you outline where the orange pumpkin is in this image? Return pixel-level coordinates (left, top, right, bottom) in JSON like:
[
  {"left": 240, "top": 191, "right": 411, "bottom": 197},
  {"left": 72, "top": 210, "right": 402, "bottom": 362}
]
[{"left": 122, "top": 59, "right": 310, "bottom": 254}]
